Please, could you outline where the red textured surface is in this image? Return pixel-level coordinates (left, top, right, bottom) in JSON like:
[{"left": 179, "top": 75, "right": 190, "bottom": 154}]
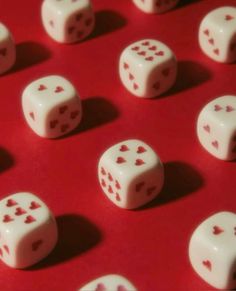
[{"left": 1, "top": 0, "right": 236, "bottom": 290}]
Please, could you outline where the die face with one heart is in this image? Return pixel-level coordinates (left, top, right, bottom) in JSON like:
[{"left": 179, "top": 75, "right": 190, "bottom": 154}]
[
  {"left": 119, "top": 39, "right": 177, "bottom": 98},
  {"left": 0, "top": 192, "right": 57, "bottom": 268},
  {"left": 199, "top": 6, "right": 236, "bottom": 63},
  {"left": 41, "top": 0, "right": 95, "bottom": 43},
  {"left": 98, "top": 139, "right": 164, "bottom": 209},
  {"left": 79, "top": 274, "right": 137, "bottom": 291},
  {"left": 132, "top": 0, "right": 179, "bottom": 14},
  {"left": 22, "top": 75, "right": 82, "bottom": 138},
  {"left": 197, "top": 95, "right": 236, "bottom": 160},
  {"left": 189, "top": 211, "right": 236, "bottom": 289},
  {"left": 0, "top": 22, "right": 16, "bottom": 75}
]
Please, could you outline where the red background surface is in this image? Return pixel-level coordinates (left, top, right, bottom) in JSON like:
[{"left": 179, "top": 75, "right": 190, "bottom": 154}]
[{"left": 1, "top": 0, "right": 236, "bottom": 290}]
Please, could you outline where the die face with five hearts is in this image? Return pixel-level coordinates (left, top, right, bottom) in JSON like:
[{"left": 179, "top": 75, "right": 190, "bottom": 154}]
[
  {"left": 132, "top": 0, "right": 179, "bottom": 14},
  {"left": 199, "top": 6, "right": 236, "bottom": 63},
  {"left": 0, "top": 192, "right": 57, "bottom": 269},
  {"left": 22, "top": 75, "right": 82, "bottom": 138},
  {"left": 41, "top": 0, "right": 95, "bottom": 43},
  {"left": 0, "top": 22, "right": 16, "bottom": 75}
]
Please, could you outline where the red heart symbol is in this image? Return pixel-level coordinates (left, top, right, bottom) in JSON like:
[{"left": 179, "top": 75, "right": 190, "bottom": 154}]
[
  {"left": 29, "top": 201, "right": 41, "bottom": 210},
  {"left": 95, "top": 283, "right": 106, "bottom": 291},
  {"left": 120, "top": 145, "right": 129, "bottom": 152},
  {"left": 61, "top": 124, "right": 69, "bottom": 133},
  {"left": 59, "top": 105, "right": 68, "bottom": 114},
  {"left": 77, "top": 30, "right": 84, "bottom": 38},
  {"left": 226, "top": 105, "right": 235, "bottom": 112},
  {"left": 116, "top": 193, "right": 121, "bottom": 201},
  {"left": 29, "top": 112, "right": 35, "bottom": 120},
  {"left": 145, "top": 56, "right": 154, "bottom": 61},
  {"left": 202, "top": 260, "right": 212, "bottom": 271},
  {"left": 85, "top": 18, "right": 93, "bottom": 26},
  {"left": 162, "top": 68, "right": 170, "bottom": 77},
  {"left": 68, "top": 26, "right": 75, "bottom": 34},
  {"left": 108, "top": 185, "right": 113, "bottom": 194},
  {"left": 108, "top": 173, "right": 113, "bottom": 182},
  {"left": 3, "top": 215, "right": 14, "bottom": 223},
  {"left": 135, "top": 159, "right": 145, "bottom": 166},
  {"left": 141, "top": 41, "right": 150, "bottom": 46},
  {"left": 212, "top": 140, "right": 219, "bottom": 149},
  {"left": 214, "top": 104, "right": 222, "bottom": 111},
  {"left": 49, "top": 20, "right": 54, "bottom": 27},
  {"left": 155, "top": 51, "right": 164, "bottom": 56},
  {"left": 55, "top": 86, "right": 64, "bottom": 93},
  {"left": 203, "top": 29, "right": 210, "bottom": 36},
  {"left": 76, "top": 13, "right": 83, "bottom": 21},
  {"left": 203, "top": 125, "right": 210, "bottom": 133},
  {"left": 70, "top": 110, "right": 79, "bottom": 119},
  {"left": 6, "top": 199, "right": 17, "bottom": 207},
  {"left": 129, "top": 73, "right": 134, "bottom": 80},
  {"left": 15, "top": 207, "right": 27, "bottom": 216},
  {"left": 24, "top": 215, "right": 36, "bottom": 224},
  {"left": 138, "top": 51, "right": 146, "bottom": 56},
  {"left": 116, "top": 157, "right": 126, "bottom": 164},
  {"left": 135, "top": 181, "right": 145, "bottom": 192},
  {"left": 123, "top": 62, "right": 129, "bottom": 70},
  {"left": 147, "top": 186, "right": 156, "bottom": 196},
  {"left": 133, "top": 83, "right": 139, "bottom": 90},
  {"left": 0, "top": 48, "right": 7, "bottom": 56},
  {"left": 50, "top": 120, "right": 58, "bottom": 129},
  {"left": 225, "top": 14, "right": 234, "bottom": 21},
  {"left": 137, "top": 146, "right": 147, "bottom": 154},
  {"left": 3, "top": 245, "right": 9, "bottom": 254},
  {"left": 153, "top": 81, "right": 160, "bottom": 90},
  {"left": 0, "top": 248, "right": 3, "bottom": 257},
  {"left": 149, "top": 46, "right": 157, "bottom": 51},
  {"left": 213, "top": 225, "right": 224, "bottom": 235},
  {"left": 213, "top": 48, "right": 219, "bottom": 55},
  {"left": 117, "top": 285, "right": 128, "bottom": 291},
  {"left": 101, "top": 167, "right": 106, "bottom": 175},
  {"left": 101, "top": 179, "right": 106, "bottom": 188},
  {"left": 131, "top": 46, "right": 139, "bottom": 51},
  {"left": 38, "top": 84, "right": 47, "bottom": 91},
  {"left": 115, "top": 180, "right": 121, "bottom": 190},
  {"left": 208, "top": 38, "right": 214, "bottom": 45},
  {"left": 32, "top": 239, "right": 43, "bottom": 251}
]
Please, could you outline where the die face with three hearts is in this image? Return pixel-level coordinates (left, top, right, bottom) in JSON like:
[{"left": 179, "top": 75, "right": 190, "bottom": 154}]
[
  {"left": 189, "top": 211, "right": 236, "bottom": 290},
  {"left": 197, "top": 95, "right": 236, "bottom": 160},
  {"left": 132, "top": 0, "right": 179, "bottom": 14},
  {"left": 0, "top": 192, "right": 57, "bottom": 269},
  {"left": 199, "top": 6, "right": 236, "bottom": 63},
  {"left": 119, "top": 39, "right": 177, "bottom": 98},
  {"left": 22, "top": 75, "right": 82, "bottom": 138},
  {"left": 79, "top": 274, "right": 137, "bottom": 291},
  {"left": 41, "top": 0, "right": 95, "bottom": 43},
  {"left": 98, "top": 139, "right": 164, "bottom": 209},
  {"left": 0, "top": 22, "right": 16, "bottom": 75}
]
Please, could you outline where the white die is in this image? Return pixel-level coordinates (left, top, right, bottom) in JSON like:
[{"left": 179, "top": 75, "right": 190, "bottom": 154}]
[
  {"left": 79, "top": 274, "right": 137, "bottom": 291},
  {"left": 98, "top": 139, "right": 164, "bottom": 209},
  {"left": 199, "top": 6, "right": 236, "bottom": 63},
  {"left": 119, "top": 39, "right": 177, "bottom": 98},
  {"left": 22, "top": 75, "right": 82, "bottom": 138},
  {"left": 41, "top": 0, "right": 95, "bottom": 43},
  {"left": 0, "top": 192, "right": 57, "bottom": 269},
  {"left": 0, "top": 23, "right": 16, "bottom": 75},
  {"left": 132, "top": 0, "right": 179, "bottom": 14},
  {"left": 189, "top": 211, "right": 236, "bottom": 289},
  {"left": 197, "top": 95, "right": 236, "bottom": 160}
]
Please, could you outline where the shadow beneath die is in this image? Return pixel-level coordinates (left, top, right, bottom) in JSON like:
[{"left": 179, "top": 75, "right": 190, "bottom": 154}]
[
  {"left": 0, "top": 147, "right": 15, "bottom": 173},
  {"left": 139, "top": 161, "right": 204, "bottom": 210},
  {"left": 12, "top": 41, "right": 51, "bottom": 73},
  {"left": 177, "top": 0, "right": 202, "bottom": 8},
  {"left": 29, "top": 214, "right": 102, "bottom": 270},
  {"left": 88, "top": 10, "right": 127, "bottom": 40},
  {"left": 163, "top": 60, "right": 212, "bottom": 97}
]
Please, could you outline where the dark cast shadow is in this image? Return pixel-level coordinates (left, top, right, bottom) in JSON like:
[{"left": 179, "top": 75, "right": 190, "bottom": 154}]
[{"left": 0, "top": 147, "right": 15, "bottom": 173}]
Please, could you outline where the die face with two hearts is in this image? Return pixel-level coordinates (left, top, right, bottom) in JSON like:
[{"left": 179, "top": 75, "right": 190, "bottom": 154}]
[
  {"left": 199, "top": 6, "right": 236, "bottom": 63},
  {"left": 98, "top": 139, "right": 164, "bottom": 209},
  {"left": 119, "top": 39, "right": 177, "bottom": 98},
  {"left": 132, "top": 0, "right": 179, "bottom": 14},
  {"left": 189, "top": 211, "right": 236, "bottom": 290},
  {"left": 22, "top": 75, "right": 82, "bottom": 138},
  {"left": 0, "top": 22, "right": 16, "bottom": 75},
  {"left": 0, "top": 192, "right": 57, "bottom": 269},
  {"left": 41, "top": 0, "right": 95, "bottom": 43},
  {"left": 197, "top": 95, "right": 236, "bottom": 160}
]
